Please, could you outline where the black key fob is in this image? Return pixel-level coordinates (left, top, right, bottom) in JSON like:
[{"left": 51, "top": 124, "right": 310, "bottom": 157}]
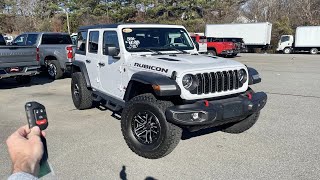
[
  {"left": 25, "top": 101, "right": 48, "bottom": 165},
  {"left": 25, "top": 102, "right": 48, "bottom": 130}
]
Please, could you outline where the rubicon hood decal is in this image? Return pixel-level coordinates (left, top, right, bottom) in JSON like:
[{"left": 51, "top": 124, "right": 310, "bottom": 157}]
[{"left": 134, "top": 63, "right": 169, "bottom": 73}]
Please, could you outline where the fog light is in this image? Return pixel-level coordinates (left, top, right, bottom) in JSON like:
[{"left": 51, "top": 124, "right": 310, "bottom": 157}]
[{"left": 191, "top": 113, "right": 199, "bottom": 120}]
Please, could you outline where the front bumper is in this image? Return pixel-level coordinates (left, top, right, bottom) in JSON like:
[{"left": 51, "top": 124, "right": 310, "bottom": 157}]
[
  {"left": 166, "top": 92, "right": 267, "bottom": 126},
  {"left": 221, "top": 49, "right": 239, "bottom": 55}
]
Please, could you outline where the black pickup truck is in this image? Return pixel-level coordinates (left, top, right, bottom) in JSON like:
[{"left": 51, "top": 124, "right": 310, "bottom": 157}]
[{"left": 0, "top": 34, "right": 40, "bottom": 84}]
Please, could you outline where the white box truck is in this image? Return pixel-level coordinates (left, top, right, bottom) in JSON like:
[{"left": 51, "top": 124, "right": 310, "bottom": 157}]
[
  {"left": 277, "top": 26, "right": 320, "bottom": 54},
  {"left": 205, "top": 22, "right": 272, "bottom": 52}
]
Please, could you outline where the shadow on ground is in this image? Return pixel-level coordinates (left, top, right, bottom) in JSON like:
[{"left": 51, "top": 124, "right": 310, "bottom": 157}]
[
  {"left": 0, "top": 73, "right": 58, "bottom": 89},
  {"left": 181, "top": 127, "right": 221, "bottom": 140},
  {"left": 120, "top": 166, "right": 157, "bottom": 180}
]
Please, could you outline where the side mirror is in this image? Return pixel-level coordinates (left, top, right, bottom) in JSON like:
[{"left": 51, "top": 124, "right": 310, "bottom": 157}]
[{"left": 104, "top": 44, "right": 120, "bottom": 57}]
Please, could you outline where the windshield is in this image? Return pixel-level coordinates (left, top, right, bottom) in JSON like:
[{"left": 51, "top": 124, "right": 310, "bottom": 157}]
[
  {"left": 280, "top": 36, "right": 290, "bottom": 43},
  {"left": 122, "top": 28, "right": 194, "bottom": 52}
]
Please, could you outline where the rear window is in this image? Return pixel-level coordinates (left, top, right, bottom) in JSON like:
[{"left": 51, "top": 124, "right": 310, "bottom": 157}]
[
  {"left": 41, "top": 34, "right": 72, "bottom": 44},
  {"left": 0, "top": 35, "right": 6, "bottom": 45}
]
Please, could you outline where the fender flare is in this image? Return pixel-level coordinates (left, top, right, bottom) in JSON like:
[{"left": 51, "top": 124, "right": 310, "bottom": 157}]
[
  {"left": 248, "top": 67, "right": 261, "bottom": 85},
  {"left": 72, "top": 60, "right": 91, "bottom": 87},
  {"left": 125, "top": 71, "right": 181, "bottom": 100}
]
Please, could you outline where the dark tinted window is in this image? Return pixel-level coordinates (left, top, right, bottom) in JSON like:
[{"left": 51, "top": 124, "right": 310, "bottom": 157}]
[
  {"left": 41, "top": 34, "right": 72, "bottom": 44},
  {"left": 0, "top": 35, "right": 6, "bottom": 45},
  {"left": 281, "top": 36, "right": 290, "bottom": 42},
  {"left": 77, "top": 31, "right": 87, "bottom": 52},
  {"left": 26, "top": 34, "right": 39, "bottom": 45},
  {"left": 103, "top": 31, "right": 119, "bottom": 47},
  {"left": 103, "top": 31, "right": 119, "bottom": 55},
  {"left": 13, "top": 34, "right": 27, "bottom": 45},
  {"left": 88, "top": 31, "right": 99, "bottom": 53}
]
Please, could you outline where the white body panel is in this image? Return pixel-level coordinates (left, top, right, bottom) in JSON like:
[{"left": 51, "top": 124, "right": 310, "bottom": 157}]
[
  {"left": 76, "top": 24, "right": 249, "bottom": 101},
  {"left": 205, "top": 22, "right": 272, "bottom": 46},
  {"left": 295, "top": 26, "right": 320, "bottom": 47}
]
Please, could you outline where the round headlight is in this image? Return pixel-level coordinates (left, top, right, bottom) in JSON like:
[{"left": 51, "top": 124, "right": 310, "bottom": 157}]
[
  {"left": 182, "top": 74, "right": 193, "bottom": 89},
  {"left": 238, "top": 69, "right": 247, "bottom": 83}
]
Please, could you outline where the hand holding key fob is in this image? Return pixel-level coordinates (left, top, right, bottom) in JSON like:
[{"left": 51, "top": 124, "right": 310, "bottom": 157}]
[{"left": 25, "top": 102, "right": 49, "bottom": 169}]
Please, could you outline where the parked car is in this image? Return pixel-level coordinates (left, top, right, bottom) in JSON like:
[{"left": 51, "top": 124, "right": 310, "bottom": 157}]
[
  {"left": 70, "top": 33, "right": 78, "bottom": 45},
  {"left": 207, "top": 37, "right": 239, "bottom": 57},
  {"left": 12, "top": 32, "right": 75, "bottom": 79},
  {"left": 206, "top": 22, "right": 272, "bottom": 52},
  {"left": 190, "top": 34, "right": 207, "bottom": 53},
  {"left": 0, "top": 34, "right": 39, "bottom": 84},
  {"left": 277, "top": 26, "right": 320, "bottom": 54},
  {"left": 71, "top": 24, "right": 267, "bottom": 159},
  {"left": 222, "top": 37, "right": 247, "bottom": 52},
  {"left": 4, "top": 35, "right": 14, "bottom": 44}
]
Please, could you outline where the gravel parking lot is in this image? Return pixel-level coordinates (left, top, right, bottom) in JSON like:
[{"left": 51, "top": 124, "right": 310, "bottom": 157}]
[{"left": 1, "top": 53, "right": 320, "bottom": 180}]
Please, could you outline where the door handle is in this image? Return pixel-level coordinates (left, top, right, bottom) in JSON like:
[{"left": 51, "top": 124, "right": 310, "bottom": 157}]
[
  {"left": 86, "top": 60, "right": 91, "bottom": 63},
  {"left": 98, "top": 62, "right": 105, "bottom": 67}
]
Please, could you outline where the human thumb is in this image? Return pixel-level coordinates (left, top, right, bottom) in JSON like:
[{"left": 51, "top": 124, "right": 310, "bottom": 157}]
[{"left": 28, "top": 126, "right": 41, "bottom": 139}]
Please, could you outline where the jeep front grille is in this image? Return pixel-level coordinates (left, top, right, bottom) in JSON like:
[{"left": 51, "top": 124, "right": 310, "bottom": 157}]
[{"left": 190, "top": 70, "right": 243, "bottom": 95}]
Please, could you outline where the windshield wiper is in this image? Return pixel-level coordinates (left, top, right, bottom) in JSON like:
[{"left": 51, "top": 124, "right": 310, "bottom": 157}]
[
  {"left": 157, "top": 47, "right": 190, "bottom": 54},
  {"left": 131, "top": 48, "right": 163, "bottom": 55}
]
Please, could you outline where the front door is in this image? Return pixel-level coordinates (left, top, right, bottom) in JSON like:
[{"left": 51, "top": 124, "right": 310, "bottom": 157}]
[
  {"left": 85, "top": 30, "right": 101, "bottom": 89},
  {"left": 99, "top": 30, "right": 124, "bottom": 99}
]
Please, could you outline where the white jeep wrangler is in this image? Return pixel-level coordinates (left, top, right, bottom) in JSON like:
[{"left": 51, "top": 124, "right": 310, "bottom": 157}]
[{"left": 71, "top": 24, "right": 267, "bottom": 159}]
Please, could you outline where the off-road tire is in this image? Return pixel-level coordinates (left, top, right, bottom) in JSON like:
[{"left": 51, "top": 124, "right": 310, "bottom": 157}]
[
  {"left": 47, "top": 60, "right": 63, "bottom": 80},
  {"left": 310, "top": 48, "right": 318, "bottom": 55},
  {"left": 221, "top": 111, "right": 260, "bottom": 134},
  {"left": 283, "top": 48, "right": 292, "bottom": 54},
  {"left": 16, "top": 76, "right": 31, "bottom": 84},
  {"left": 121, "top": 93, "right": 182, "bottom": 159},
  {"left": 208, "top": 50, "right": 217, "bottom": 56},
  {"left": 71, "top": 72, "right": 93, "bottom": 110}
]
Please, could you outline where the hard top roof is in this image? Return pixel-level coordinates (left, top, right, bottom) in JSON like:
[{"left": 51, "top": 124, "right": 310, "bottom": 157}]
[
  {"left": 21, "top": 32, "right": 70, "bottom": 35},
  {"left": 78, "top": 23, "right": 184, "bottom": 31}
]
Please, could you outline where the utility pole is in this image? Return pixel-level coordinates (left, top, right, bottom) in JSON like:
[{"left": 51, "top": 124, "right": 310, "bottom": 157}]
[{"left": 66, "top": 10, "right": 70, "bottom": 34}]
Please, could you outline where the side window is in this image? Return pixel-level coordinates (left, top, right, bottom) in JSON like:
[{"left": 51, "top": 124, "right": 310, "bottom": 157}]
[
  {"left": 13, "top": 34, "right": 27, "bottom": 45},
  {"left": 103, "top": 31, "right": 119, "bottom": 55},
  {"left": 77, "top": 31, "right": 87, "bottom": 53},
  {"left": 88, "top": 31, "right": 99, "bottom": 53},
  {"left": 26, "top": 34, "right": 38, "bottom": 46}
]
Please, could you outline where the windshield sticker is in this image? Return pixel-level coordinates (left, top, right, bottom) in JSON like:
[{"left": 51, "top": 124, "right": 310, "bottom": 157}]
[
  {"left": 125, "top": 37, "right": 140, "bottom": 49},
  {"left": 123, "top": 28, "right": 133, "bottom": 33}
]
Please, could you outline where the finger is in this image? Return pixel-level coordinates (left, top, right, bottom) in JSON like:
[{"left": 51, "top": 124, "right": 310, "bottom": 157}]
[
  {"left": 41, "top": 131, "right": 46, "bottom": 137},
  {"left": 28, "top": 126, "right": 41, "bottom": 139},
  {"left": 15, "top": 125, "right": 30, "bottom": 138}
]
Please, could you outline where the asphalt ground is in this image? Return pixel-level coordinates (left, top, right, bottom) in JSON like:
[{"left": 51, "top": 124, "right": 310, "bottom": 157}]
[{"left": 1, "top": 53, "right": 320, "bottom": 179}]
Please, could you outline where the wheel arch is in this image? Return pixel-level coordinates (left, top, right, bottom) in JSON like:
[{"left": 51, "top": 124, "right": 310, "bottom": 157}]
[
  {"left": 124, "top": 71, "right": 181, "bottom": 102},
  {"left": 72, "top": 61, "right": 91, "bottom": 88}
]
